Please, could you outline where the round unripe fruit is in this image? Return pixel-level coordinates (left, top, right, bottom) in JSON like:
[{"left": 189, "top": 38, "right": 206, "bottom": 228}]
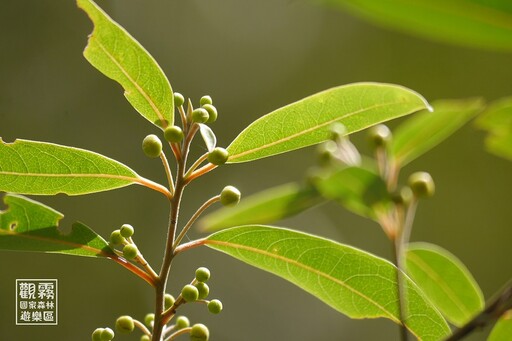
[
  {"left": 220, "top": 186, "right": 241, "bottom": 206},
  {"left": 164, "top": 293, "right": 175, "bottom": 309},
  {"left": 200, "top": 95, "right": 213, "bottom": 106},
  {"left": 116, "top": 315, "right": 135, "bottom": 334},
  {"left": 190, "top": 323, "right": 210, "bottom": 341},
  {"left": 207, "top": 147, "right": 229, "bottom": 165},
  {"left": 140, "top": 336, "right": 151, "bottom": 341},
  {"left": 191, "top": 108, "right": 209, "bottom": 123},
  {"left": 195, "top": 282, "right": 209, "bottom": 300},
  {"left": 142, "top": 134, "right": 163, "bottom": 158},
  {"left": 408, "top": 172, "right": 435, "bottom": 198},
  {"left": 144, "top": 313, "right": 155, "bottom": 327},
  {"left": 100, "top": 327, "right": 115, "bottom": 341},
  {"left": 202, "top": 104, "right": 218, "bottom": 123},
  {"left": 392, "top": 187, "right": 413, "bottom": 206},
  {"left": 175, "top": 316, "right": 190, "bottom": 330},
  {"left": 195, "top": 267, "right": 210, "bottom": 283},
  {"left": 368, "top": 124, "right": 392, "bottom": 148},
  {"left": 123, "top": 244, "right": 138, "bottom": 260},
  {"left": 181, "top": 284, "right": 199, "bottom": 302},
  {"left": 174, "top": 92, "right": 185, "bottom": 107},
  {"left": 164, "top": 126, "right": 184, "bottom": 143},
  {"left": 110, "top": 230, "right": 124, "bottom": 245},
  {"left": 207, "top": 299, "right": 223, "bottom": 314},
  {"left": 92, "top": 328, "right": 104, "bottom": 341},
  {"left": 120, "top": 224, "right": 134, "bottom": 238}
]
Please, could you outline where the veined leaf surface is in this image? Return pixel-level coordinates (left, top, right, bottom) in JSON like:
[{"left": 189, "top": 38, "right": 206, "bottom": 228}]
[
  {"left": 227, "top": 83, "right": 430, "bottom": 163},
  {"left": 77, "top": 0, "right": 174, "bottom": 129},
  {"left": 205, "top": 225, "right": 450, "bottom": 340},
  {"left": 0, "top": 193, "right": 113, "bottom": 257},
  {"left": 406, "top": 242, "right": 484, "bottom": 327}
]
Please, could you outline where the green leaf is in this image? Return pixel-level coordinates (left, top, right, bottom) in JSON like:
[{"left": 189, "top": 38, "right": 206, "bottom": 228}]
[
  {"left": 488, "top": 310, "right": 512, "bottom": 341},
  {"left": 198, "top": 124, "right": 217, "bottom": 152},
  {"left": 199, "top": 183, "right": 322, "bottom": 232},
  {"left": 312, "top": 166, "right": 390, "bottom": 219},
  {"left": 391, "top": 98, "right": 484, "bottom": 166},
  {"left": 227, "top": 82, "right": 430, "bottom": 163},
  {"left": 0, "top": 138, "right": 148, "bottom": 196},
  {"left": 326, "top": 0, "right": 512, "bottom": 52},
  {"left": 0, "top": 193, "right": 113, "bottom": 257},
  {"left": 406, "top": 242, "right": 484, "bottom": 327},
  {"left": 205, "top": 225, "right": 450, "bottom": 340},
  {"left": 476, "top": 97, "right": 512, "bottom": 161},
  {"left": 77, "top": 0, "right": 174, "bottom": 129}
]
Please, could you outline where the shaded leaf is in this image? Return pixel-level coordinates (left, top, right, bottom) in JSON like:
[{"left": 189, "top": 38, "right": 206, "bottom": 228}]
[
  {"left": 77, "top": 0, "right": 174, "bottom": 129},
  {"left": 406, "top": 242, "right": 484, "bottom": 327},
  {"left": 476, "top": 97, "right": 512, "bottom": 161},
  {"left": 227, "top": 82, "right": 430, "bottom": 163},
  {"left": 488, "top": 310, "right": 512, "bottom": 341},
  {"left": 313, "top": 166, "right": 390, "bottom": 219},
  {"left": 0, "top": 193, "right": 113, "bottom": 257},
  {"left": 391, "top": 98, "right": 484, "bottom": 167},
  {"left": 200, "top": 183, "right": 322, "bottom": 232},
  {"left": 198, "top": 124, "right": 217, "bottom": 152},
  {"left": 205, "top": 225, "right": 450, "bottom": 340},
  {"left": 326, "top": 0, "right": 512, "bottom": 52},
  {"left": 0, "top": 138, "right": 148, "bottom": 196}
]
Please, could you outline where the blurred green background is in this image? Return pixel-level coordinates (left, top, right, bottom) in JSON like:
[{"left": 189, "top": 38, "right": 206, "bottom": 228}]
[{"left": 1, "top": 0, "right": 511, "bottom": 340}]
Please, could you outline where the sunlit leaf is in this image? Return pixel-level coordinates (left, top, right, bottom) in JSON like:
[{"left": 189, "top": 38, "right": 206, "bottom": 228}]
[
  {"left": 326, "top": 0, "right": 512, "bottom": 52},
  {"left": 476, "top": 97, "right": 512, "bottom": 161},
  {"left": 391, "top": 98, "right": 484, "bottom": 167},
  {"left": 198, "top": 124, "right": 217, "bottom": 152},
  {"left": 0, "top": 138, "right": 160, "bottom": 196},
  {"left": 0, "top": 193, "right": 113, "bottom": 257},
  {"left": 406, "top": 242, "right": 484, "bottom": 327},
  {"left": 227, "top": 83, "right": 430, "bottom": 163},
  {"left": 77, "top": 0, "right": 174, "bottom": 129},
  {"left": 205, "top": 225, "right": 450, "bottom": 340},
  {"left": 199, "top": 183, "right": 322, "bottom": 232},
  {"left": 488, "top": 310, "right": 512, "bottom": 341}
]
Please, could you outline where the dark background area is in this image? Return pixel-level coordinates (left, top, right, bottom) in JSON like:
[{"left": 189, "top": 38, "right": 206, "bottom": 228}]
[{"left": 0, "top": 0, "right": 510, "bottom": 340}]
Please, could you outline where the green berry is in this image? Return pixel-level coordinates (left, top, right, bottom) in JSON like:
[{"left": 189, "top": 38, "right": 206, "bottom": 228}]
[
  {"left": 368, "top": 124, "right": 392, "bottom": 148},
  {"left": 100, "top": 327, "right": 115, "bottom": 341},
  {"left": 220, "top": 186, "right": 241, "bottom": 206},
  {"left": 164, "top": 293, "right": 175, "bottom": 309},
  {"left": 207, "top": 147, "right": 229, "bottom": 165},
  {"left": 392, "top": 187, "right": 413, "bottom": 206},
  {"left": 207, "top": 299, "right": 223, "bottom": 314},
  {"left": 202, "top": 104, "right": 218, "bottom": 123},
  {"left": 115, "top": 315, "right": 135, "bottom": 334},
  {"left": 92, "top": 328, "right": 104, "bottom": 341},
  {"left": 175, "top": 316, "right": 190, "bottom": 330},
  {"left": 164, "top": 126, "right": 184, "bottom": 143},
  {"left": 191, "top": 108, "right": 209, "bottom": 123},
  {"left": 109, "top": 230, "right": 125, "bottom": 245},
  {"left": 142, "top": 134, "right": 163, "bottom": 158},
  {"left": 195, "top": 282, "right": 209, "bottom": 300},
  {"left": 195, "top": 267, "right": 210, "bottom": 283},
  {"left": 174, "top": 92, "right": 185, "bottom": 107},
  {"left": 144, "top": 313, "right": 155, "bottom": 327},
  {"left": 181, "top": 284, "right": 199, "bottom": 302},
  {"left": 140, "top": 336, "right": 151, "bottom": 341},
  {"left": 120, "top": 224, "right": 134, "bottom": 238},
  {"left": 408, "top": 172, "right": 435, "bottom": 198},
  {"left": 123, "top": 244, "right": 138, "bottom": 260},
  {"left": 190, "top": 323, "right": 210, "bottom": 341},
  {"left": 200, "top": 95, "right": 213, "bottom": 106}
]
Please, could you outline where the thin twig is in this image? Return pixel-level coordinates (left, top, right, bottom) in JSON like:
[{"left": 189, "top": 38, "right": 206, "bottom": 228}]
[{"left": 160, "top": 152, "right": 175, "bottom": 195}]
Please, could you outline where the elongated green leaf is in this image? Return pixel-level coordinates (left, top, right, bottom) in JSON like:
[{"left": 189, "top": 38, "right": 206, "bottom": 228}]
[
  {"left": 326, "top": 0, "right": 512, "bottom": 52},
  {"left": 406, "top": 242, "right": 484, "bottom": 327},
  {"left": 313, "top": 166, "right": 390, "bottom": 219},
  {"left": 391, "top": 98, "right": 484, "bottom": 167},
  {"left": 205, "top": 225, "right": 450, "bottom": 340},
  {"left": 227, "top": 83, "right": 430, "bottom": 163},
  {"left": 0, "top": 138, "right": 145, "bottom": 196},
  {"left": 476, "top": 97, "right": 512, "bottom": 161},
  {"left": 200, "top": 183, "right": 322, "bottom": 232},
  {"left": 488, "top": 310, "right": 512, "bottom": 341},
  {"left": 77, "top": 0, "right": 173, "bottom": 129},
  {"left": 0, "top": 193, "right": 113, "bottom": 257}
]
